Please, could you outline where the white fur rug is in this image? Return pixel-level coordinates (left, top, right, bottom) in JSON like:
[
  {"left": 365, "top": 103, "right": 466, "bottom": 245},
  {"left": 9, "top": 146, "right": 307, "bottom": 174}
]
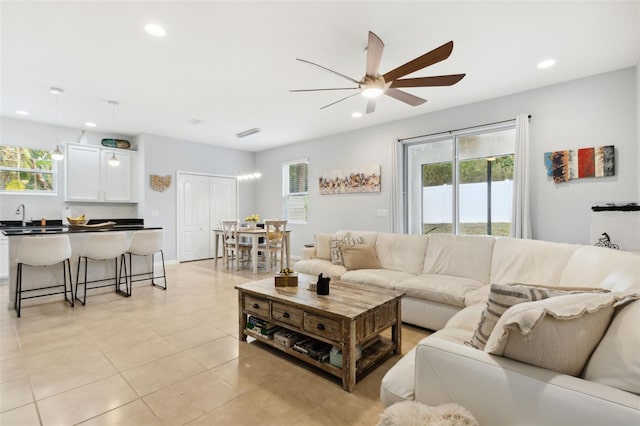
[{"left": 377, "top": 401, "right": 479, "bottom": 426}]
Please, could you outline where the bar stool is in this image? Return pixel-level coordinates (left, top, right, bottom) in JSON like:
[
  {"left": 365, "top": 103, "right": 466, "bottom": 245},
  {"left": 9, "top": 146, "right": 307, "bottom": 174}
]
[
  {"left": 15, "top": 235, "right": 74, "bottom": 318},
  {"left": 126, "top": 230, "right": 167, "bottom": 291},
  {"left": 75, "top": 232, "right": 130, "bottom": 305}
]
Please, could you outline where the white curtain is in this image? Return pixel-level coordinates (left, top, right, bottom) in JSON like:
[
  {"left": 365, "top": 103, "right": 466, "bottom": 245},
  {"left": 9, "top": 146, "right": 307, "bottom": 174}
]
[
  {"left": 511, "top": 114, "right": 532, "bottom": 238},
  {"left": 389, "top": 139, "right": 403, "bottom": 233}
]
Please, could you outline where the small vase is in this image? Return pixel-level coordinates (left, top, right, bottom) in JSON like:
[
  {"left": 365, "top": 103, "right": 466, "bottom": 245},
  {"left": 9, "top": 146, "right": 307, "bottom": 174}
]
[{"left": 246, "top": 222, "right": 256, "bottom": 229}]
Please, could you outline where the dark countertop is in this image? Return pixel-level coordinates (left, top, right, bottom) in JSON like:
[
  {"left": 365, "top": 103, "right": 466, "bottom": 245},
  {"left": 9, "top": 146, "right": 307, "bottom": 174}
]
[{"left": 1, "top": 218, "right": 160, "bottom": 236}]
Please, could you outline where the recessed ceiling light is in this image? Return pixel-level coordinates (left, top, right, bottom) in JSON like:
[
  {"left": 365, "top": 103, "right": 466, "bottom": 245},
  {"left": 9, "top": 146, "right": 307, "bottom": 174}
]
[
  {"left": 537, "top": 58, "right": 556, "bottom": 69},
  {"left": 351, "top": 112, "right": 362, "bottom": 118},
  {"left": 15, "top": 110, "right": 29, "bottom": 116},
  {"left": 187, "top": 119, "right": 203, "bottom": 125},
  {"left": 85, "top": 122, "right": 96, "bottom": 127},
  {"left": 49, "top": 87, "right": 64, "bottom": 95},
  {"left": 144, "top": 23, "right": 166, "bottom": 37}
]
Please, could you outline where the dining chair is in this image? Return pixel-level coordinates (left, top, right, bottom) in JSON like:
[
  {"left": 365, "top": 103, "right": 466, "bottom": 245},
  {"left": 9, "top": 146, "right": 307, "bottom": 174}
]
[
  {"left": 220, "top": 220, "right": 252, "bottom": 271},
  {"left": 259, "top": 220, "right": 288, "bottom": 271}
]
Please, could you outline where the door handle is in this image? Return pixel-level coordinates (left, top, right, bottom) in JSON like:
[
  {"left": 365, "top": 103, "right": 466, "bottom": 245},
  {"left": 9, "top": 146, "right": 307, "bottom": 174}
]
[
  {"left": 282, "top": 312, "right": 290, "bottom": 318},
  {"left": 317, "top": 323, "right": 325, "bottom": 331},
  {"left": 253, "top": 303, "right": 260, "bottom": 309}
]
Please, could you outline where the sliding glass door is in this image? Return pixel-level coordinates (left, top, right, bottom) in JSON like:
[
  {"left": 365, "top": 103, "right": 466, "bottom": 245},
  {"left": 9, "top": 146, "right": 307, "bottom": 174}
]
[{"left": 404, "top": 125, "right": 515, "bottom": 236}]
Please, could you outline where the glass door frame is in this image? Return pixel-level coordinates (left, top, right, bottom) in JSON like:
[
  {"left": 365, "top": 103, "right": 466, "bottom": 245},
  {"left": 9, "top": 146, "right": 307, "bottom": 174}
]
[{"left": 401, "top": 121, "right": 516, "bottom": 235}]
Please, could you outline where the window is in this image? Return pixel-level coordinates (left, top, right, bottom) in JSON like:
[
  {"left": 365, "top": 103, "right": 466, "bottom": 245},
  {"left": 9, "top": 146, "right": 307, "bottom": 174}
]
[
  {"left": 404, "top": 125, "right": 515, "bottom": 236},
  {"left": 0, "top": 145, "right": 57, "bottom": 194},
  {"left": 283, "top": 159, "right": 308, "bottom": 223}
]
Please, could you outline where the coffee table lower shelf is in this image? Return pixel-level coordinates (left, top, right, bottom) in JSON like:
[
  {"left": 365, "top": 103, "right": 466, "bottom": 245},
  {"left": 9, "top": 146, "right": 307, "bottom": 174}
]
[{"left": 243, "top": 328, "right": 396, "bottom": 381}]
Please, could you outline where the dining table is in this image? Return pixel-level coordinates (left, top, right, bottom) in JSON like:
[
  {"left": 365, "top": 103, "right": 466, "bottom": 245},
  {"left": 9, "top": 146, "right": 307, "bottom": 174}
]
[{"left": 213, "top": 227, "right": 291, "bottom": 274}]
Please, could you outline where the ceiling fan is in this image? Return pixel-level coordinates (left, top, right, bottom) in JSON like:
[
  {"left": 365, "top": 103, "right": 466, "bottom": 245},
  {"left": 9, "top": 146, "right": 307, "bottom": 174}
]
[{"left": 291, "top": 31, "right": 466, "bottom": 114}]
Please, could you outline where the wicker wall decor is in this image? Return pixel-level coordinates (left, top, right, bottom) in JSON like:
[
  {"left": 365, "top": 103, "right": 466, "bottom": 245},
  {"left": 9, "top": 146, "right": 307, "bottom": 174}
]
[{"left": 150, "top": 174, "right": 172, "bottom": 192}]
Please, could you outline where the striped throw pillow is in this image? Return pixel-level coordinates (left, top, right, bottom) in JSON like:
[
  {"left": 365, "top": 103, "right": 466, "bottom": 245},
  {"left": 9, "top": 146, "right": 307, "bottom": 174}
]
[{"left": 467, "top": 283, "right": 608, "bottom": 350}]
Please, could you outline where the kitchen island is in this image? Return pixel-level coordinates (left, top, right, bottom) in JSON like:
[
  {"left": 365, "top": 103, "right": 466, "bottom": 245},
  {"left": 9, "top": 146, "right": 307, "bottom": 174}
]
[{"left": 1, "top": 219, "right": 162, "bottom": 310}]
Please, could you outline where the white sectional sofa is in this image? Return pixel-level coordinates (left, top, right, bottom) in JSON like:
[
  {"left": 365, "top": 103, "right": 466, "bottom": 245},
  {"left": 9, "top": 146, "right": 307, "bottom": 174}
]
[{"left": 294, "top": 231, "right": 640, "bottom": 425}]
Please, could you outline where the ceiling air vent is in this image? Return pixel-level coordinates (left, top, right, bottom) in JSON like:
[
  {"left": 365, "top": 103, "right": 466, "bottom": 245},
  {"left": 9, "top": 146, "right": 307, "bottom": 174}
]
[{"left": 236, "top": 128, "right": 261, "bottom": 138}]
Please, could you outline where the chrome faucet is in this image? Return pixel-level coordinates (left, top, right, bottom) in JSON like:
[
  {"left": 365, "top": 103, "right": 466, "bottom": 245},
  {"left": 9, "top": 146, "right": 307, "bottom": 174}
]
[{"left": 16, "top": 204, "right": 26, "bottom": 226}]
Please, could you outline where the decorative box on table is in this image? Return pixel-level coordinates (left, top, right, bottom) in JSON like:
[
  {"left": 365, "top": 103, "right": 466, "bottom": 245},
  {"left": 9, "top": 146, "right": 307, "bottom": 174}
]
[{"left": 275, "top": 269, "right": 298, "bottom": 287}]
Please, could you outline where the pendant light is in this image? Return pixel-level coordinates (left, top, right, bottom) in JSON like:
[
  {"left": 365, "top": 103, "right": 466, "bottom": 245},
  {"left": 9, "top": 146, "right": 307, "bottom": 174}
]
[
  {"left": 51, "top": 87, "right": 64, "bottom": 161},
  {"left": 107, "top": 100, "right": 120, "bottom": 167}
]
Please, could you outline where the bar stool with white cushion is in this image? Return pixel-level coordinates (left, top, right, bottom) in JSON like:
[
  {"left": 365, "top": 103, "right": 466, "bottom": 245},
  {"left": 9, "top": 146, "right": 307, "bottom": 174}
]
[
  {"left": 75, "top": 231, "right": 130, "bottom": 305},
  {"left": 15, "top": 235, "right": 74, "bottom": 317},
  {"left": 126, "top": 230, "right": 167, "bottom": 291}
]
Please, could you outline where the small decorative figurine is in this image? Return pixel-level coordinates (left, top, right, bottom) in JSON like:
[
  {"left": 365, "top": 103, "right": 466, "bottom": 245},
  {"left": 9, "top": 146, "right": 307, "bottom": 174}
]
[{"left": 316, "top": 272, "right": 330, "bottom": 295}]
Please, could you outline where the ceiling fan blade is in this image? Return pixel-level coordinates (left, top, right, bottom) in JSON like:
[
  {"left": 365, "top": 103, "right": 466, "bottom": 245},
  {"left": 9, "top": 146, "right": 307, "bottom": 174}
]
[
  {"left": 385, "top": 88, "right": 427, "bottom": 106},
  {"left": 320, "top": 92, "right": 361, "bottom": 110},
  {"left": 366, "top": 99, "right": 376, "bottom": 114},
  {"left": 296, "top": 59, "right": 360, "bottom": 84},
  {"left": 383, "top": 41, "right": 454, "bottom": 82},
  {"left": 391, "top": 74, "right": 466, "bottom": 88},
  {"left": 290, "top": 87, "right": 359, "bottom": 92},
  {"left": 366, "top": 31, "right": 384, "bottom": 78}
]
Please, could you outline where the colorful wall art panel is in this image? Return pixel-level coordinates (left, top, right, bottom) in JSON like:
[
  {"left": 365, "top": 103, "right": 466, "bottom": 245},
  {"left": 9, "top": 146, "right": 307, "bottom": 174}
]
[
  {"left": 319, "top": 165, "right": 381, "bottom": 195},
  {"left": 544, "top": 145, "right": 614, "bottom": 184}
]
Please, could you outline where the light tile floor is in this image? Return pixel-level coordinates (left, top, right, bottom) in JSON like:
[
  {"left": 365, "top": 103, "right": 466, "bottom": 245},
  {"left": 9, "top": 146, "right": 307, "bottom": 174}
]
[{"left": 0, "top": 260, "right": 430, "bottom": 426}]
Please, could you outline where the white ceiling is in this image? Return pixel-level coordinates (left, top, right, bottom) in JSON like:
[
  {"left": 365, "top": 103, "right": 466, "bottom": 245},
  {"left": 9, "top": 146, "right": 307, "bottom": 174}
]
[{"left": 1, "top": 1, "right": 638, "bottom": 152}]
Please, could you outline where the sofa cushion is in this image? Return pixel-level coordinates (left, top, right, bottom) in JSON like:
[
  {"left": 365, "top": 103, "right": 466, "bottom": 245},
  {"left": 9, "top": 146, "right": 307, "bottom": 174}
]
[
  {"left": 293, "top": 258, "right": 346, "bottom": 281},
  {"left": 464, "top": 286, "right": 490, "bottom": 306},
  {"left": 341, "top": 244, "right": 381, "bottom": 270},
  {"left": 396, "top": 274, "right": 484, "bottom": 308},
  {"left": 330, "top": 233, "right": 366, "bottom": 266},
  {"left": 340, "top": 269, "right": 414, "bottom": 290},
  {"left": 445, "top": 303, "right": 485, "bottom": 332},
  {"left": 490, "top": 237, "right": 578, "bottom": 286},
  {"left": 583, "top": 299, "right": 640, "bottom": 394},
  {"left": 375, "top": 233, "right": 429, "bottom": 275},
  {"left": 423, "top": 234, "right": 495, "bottom": 284},
  {"left": 560, "top": 246, "right": 640, "bottom": 291},
  {"left": 468, "top": 283, "right": 607, "bottom": 350},
  {"left": 484, "top": 292, "right": 637, "bottom": 376},
  {"left": 314, "top": 233, "right": 334, "bottom": 260}
]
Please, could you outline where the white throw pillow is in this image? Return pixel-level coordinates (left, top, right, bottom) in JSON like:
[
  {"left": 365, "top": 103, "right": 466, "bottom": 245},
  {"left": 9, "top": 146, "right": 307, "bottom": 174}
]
[
  {"left": 314, "top": 233, "right": 334, "bottom": 260},
  {"left": 484, "top": 292, "right": 638, "bottom": 376},
  {"left": 583, "top": 299, "right": 640, "bottom": 394}
]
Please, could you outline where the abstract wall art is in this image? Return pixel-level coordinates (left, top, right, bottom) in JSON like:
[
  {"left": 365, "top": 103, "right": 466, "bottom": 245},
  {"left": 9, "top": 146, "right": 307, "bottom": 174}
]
[
  {"left": 319, "top": 164, "right": 381, "bottom": 195},
  {"left": 544, "top": 145, "right": 614, "bottom": 184}
]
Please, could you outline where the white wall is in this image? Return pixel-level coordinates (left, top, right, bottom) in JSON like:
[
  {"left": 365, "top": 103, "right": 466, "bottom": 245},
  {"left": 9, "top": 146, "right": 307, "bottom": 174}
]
[
  {"left": 140, "top": 133, "right": 255, "bottom": 261},
  {"left": 0, "top": 117, "right": 138, "bottom": 221},
  {"left": 255, "top": 67, "right": 638, "bottom": 256}
]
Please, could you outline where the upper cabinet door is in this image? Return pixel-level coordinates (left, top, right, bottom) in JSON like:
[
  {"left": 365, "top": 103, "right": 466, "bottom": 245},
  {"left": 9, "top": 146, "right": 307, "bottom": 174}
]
[
  {"left": 65, "top": 144, "right": 101, "bottom": 201},
  {"left": 65, "top": 143, "right": 138, "bottom": 203},
  {"left": 102, "top": 150, "right": 134, "bottom": 202}
]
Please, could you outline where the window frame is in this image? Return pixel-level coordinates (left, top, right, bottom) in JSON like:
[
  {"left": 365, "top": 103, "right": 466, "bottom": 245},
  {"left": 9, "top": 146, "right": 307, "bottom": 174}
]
[
  {"left": 282, "top": 158, "right": 309, "bottom": 224},
  {"left": 402, "top": 122, "right": 516, "bottom": 235},
  {"left": 0, "top": 144, "right": 58, "bottom": 196}
]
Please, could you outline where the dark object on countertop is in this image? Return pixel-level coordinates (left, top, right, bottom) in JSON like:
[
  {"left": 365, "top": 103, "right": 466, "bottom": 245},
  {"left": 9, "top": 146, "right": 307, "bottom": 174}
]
[
  {"left": 316, "top": 273, "right": 330, "bottom": 295},
  {"left": 101, "top": 138, "right": 131, "bottom": 149}
]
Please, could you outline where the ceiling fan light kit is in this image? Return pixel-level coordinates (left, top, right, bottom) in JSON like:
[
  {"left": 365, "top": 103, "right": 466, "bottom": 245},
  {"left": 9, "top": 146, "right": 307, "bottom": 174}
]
[{"left": 292, "top": 31, "right": 465, "bottom": 114}]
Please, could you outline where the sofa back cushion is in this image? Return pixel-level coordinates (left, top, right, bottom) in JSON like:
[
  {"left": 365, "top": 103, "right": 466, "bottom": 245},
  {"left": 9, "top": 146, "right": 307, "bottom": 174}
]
[
  {"left": 583, "top": 299, "right": 640, "bottom": 394},
  {"left": 559, "top": 246, "right": 640, "bottom": 292},
  {"left": 490, "top": 237, "right": 578, "bottom": 286},
  {"left": 375, "top": 232, "right": 429, "bottom": 275},
  {"left": 423, "top": 234, "right": 495, "bottom": 284}
]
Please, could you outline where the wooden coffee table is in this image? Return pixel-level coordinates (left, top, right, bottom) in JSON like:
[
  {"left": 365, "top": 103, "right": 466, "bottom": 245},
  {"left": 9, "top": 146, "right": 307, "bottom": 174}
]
[{"left": 235, "top": 274, "right": 404, "bottom": 391}]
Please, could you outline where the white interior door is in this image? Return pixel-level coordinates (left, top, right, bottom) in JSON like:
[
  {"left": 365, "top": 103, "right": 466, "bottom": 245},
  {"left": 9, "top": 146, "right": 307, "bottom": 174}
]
[
  {"left": 177, "top": 173, "right": 211, "bottom": 261},
  {"left": 209, "top": 176, "right": 238, "bottom": 257}
]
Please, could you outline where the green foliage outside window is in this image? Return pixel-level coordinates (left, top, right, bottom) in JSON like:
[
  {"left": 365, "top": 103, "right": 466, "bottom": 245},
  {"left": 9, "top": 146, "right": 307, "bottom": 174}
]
[
  {"left": 0, "top": 146, "right": 55, "bottom": 192},
  {"left": 423, "top": 155, "right": 514, "bottom": 187}
]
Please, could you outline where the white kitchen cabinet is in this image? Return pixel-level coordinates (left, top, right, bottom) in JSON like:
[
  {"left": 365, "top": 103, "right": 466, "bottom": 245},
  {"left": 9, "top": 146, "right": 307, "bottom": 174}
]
[
  {"left": 102, "top": 149, "right": 136, "bottom": 202},
  {"left": 65, "top": 143, "right": 137, "bottom": 203},
  {"left": 65, "top": 144, "right": 101, "bottom": 201}
]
